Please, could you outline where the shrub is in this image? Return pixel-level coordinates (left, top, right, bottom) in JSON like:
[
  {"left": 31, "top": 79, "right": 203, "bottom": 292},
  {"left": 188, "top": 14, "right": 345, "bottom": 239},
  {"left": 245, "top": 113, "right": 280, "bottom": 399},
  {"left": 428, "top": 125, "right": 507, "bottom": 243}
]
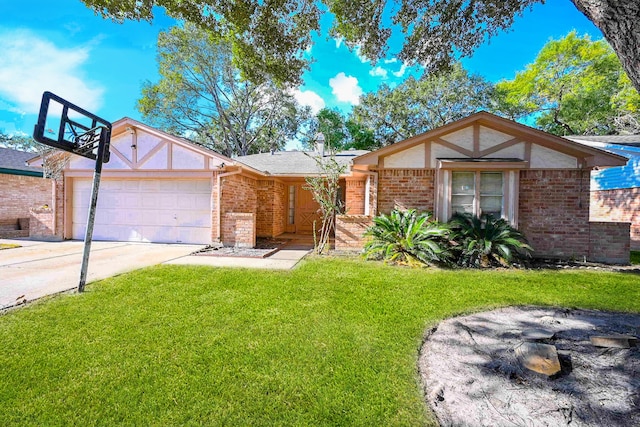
[
  {"left": 363, "top": 209, "right": 452, "bottom": 266},
  {"left": 448, "top": 212, "right": 532, "bottom": 267}
]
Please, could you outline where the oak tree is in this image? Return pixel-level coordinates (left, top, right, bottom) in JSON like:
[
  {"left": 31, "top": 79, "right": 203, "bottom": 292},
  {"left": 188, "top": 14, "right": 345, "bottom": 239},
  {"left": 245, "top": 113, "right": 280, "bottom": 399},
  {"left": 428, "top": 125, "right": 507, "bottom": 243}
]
[
  {"left": 81, "top": 0, "right": 640, "bottom": 93},
  {"left": 351, "top": 63, "right": 495, "bottom": 145},
  {"left": 137, "top": 24, "right": 309, "bottom": 157},
  {"left": 495, "top": 32, "right": 640, "bottom": 135}
]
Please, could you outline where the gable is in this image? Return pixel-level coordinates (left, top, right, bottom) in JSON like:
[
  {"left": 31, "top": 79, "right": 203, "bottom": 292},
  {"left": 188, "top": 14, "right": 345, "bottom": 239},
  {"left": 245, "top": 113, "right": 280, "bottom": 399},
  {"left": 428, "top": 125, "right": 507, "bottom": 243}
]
[
  {"left": 375, "top": 124, "right": 578, "bottom": 169},
  {"left": 67, "top": 120, "right": 229, "bottom": 172},
  {"left": 353, "top": 112, "right": 627, "bottom": 170}
]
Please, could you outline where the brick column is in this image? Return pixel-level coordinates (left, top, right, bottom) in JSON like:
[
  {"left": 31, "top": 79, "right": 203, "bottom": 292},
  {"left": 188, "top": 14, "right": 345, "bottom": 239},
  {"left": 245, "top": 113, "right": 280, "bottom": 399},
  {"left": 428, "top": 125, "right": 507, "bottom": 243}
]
[{"left": 345, "top": 178, "right": 366, "bottom": 215}]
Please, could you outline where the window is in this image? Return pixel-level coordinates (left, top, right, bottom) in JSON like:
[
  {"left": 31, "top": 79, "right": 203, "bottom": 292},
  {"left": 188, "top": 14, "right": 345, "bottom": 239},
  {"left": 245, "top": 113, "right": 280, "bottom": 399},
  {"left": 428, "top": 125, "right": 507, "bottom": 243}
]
[
  {"left": 451, "top": 171, "right": 503, "bottom": 218},
  {"left": 288, "top": 185, "right": 295, "bottom": 225}
]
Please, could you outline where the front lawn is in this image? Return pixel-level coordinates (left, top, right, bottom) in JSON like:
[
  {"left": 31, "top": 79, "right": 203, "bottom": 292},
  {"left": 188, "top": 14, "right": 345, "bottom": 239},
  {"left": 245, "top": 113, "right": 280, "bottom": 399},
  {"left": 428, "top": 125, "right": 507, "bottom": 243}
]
[{"left": 1, "top": 258, "right": 638, "bottom": 426}]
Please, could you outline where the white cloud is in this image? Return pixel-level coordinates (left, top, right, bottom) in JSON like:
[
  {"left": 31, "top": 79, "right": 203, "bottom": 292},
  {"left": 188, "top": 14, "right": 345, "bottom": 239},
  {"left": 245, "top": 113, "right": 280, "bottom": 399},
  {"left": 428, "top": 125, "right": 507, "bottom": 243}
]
[
  {"left": 334, "top": 36, "right": 344, "bottom": 49},
  {"left": 293, "top": 89, "right": 325, "bottom": 114},
  {"left": 384, "top": 58, "right": 398, "bottom": 64},
  {"left": 329, "top": 72, "right": 362, "bottom": 106},
  {"left": 0, "top": 29, "right": 104, "bottom": 115},
  {"left": 369, "top": 66, "right": 388, "bottom": 79},
  {"left": 393, "top": 63, "right": 408, "bottom": 78}
]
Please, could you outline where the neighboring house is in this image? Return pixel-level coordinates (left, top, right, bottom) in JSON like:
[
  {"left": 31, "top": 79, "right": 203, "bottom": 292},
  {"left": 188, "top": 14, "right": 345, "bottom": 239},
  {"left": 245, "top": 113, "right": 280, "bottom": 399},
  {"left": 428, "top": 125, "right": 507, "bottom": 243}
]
[
  {"left": 35, "top": 113, "right": 629, "bottom": 263},
  {"left": 0, "top": 147, "right": 54, "bottom": 238},
  {"left": 339, "top": 112, "right": 629, "bottom": 263},
  {"left": 565, "top": 135, "right": 640, "bottom": 250}
]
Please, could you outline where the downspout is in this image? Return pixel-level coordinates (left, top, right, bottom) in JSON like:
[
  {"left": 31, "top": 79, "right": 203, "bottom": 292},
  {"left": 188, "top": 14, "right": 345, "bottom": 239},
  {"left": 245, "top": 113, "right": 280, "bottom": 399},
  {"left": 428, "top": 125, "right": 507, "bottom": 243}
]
[{"left": 216, "top": 168, "right": 242, "bottom": 242}]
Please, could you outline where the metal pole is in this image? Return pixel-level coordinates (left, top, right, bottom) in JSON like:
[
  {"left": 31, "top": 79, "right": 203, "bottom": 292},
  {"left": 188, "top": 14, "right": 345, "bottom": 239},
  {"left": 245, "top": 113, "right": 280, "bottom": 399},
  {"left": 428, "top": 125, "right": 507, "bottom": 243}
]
[{"left": 78, "top": 131, "right": 108, "bottom": 292}]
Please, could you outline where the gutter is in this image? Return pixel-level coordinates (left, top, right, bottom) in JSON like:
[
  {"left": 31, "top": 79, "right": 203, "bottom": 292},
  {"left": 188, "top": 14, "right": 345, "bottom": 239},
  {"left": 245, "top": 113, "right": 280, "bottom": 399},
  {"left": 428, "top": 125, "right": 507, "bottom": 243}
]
[{"left": 0, "top": 167, "right": 43, "bottom": 177}]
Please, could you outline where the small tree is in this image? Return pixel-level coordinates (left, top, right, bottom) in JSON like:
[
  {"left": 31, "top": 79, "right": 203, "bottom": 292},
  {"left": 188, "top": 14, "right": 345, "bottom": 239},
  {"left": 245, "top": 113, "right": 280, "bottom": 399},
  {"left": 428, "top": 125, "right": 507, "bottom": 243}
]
[{"left": 304, "top": 153, "right": 346, "bottom": 254}]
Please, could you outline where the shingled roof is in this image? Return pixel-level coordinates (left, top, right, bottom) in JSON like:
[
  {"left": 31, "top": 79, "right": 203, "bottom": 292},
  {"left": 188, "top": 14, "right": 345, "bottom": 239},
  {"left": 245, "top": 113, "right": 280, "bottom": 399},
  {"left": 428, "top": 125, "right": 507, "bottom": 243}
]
[
  {"left": 0, "top": 147, "right": 43, "bottom": 176},
  {"left": 237, "top": 149, "right": 369, "bottom": 176}
]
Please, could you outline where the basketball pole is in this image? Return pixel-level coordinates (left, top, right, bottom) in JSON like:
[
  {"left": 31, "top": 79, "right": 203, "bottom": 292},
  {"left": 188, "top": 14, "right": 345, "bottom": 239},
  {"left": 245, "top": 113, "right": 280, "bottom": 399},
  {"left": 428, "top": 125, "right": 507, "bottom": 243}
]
[{"left": 78, "top": 130, "right": 109, "bottom": 292}]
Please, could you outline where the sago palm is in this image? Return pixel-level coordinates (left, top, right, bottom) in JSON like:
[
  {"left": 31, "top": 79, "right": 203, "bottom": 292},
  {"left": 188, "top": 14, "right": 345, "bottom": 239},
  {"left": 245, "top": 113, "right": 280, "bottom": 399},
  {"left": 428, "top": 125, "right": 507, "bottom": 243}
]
[
  {"left": 449, "top": 212, "right": 533, "bottom": 267},
  {"left": 363, "top": 209, "right": 452, "bottom": 266}
]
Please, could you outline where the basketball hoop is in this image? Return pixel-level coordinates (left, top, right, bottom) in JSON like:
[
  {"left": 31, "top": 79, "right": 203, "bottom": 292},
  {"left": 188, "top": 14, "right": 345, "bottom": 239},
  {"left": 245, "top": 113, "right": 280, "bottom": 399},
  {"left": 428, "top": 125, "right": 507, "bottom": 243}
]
[
  {"left": 33, "top": 91, "right": 113, "bottom": 293},
  {"left": 74, "top": 126, "right": 111, "bottom": 163},
  {"left": 36, "top": 147, "right": 71, "bottom": 180}
]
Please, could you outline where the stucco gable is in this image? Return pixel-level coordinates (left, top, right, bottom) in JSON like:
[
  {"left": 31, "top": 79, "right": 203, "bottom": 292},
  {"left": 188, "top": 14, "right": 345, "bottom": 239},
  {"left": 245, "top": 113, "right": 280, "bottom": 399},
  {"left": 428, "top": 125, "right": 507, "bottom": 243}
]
[
  {"left": 66, "top": 118, "right": 231, "bottom": 172},
  {"left": 353, "top": 112, "right": 627, "bottom": 170}
]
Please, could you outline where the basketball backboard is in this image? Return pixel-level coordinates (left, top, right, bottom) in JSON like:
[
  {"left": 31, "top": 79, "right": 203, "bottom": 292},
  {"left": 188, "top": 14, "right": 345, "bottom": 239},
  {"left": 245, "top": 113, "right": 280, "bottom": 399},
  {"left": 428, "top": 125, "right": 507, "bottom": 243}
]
[{"left": 33, "top": 91, "right": 111, "bottom": 162}]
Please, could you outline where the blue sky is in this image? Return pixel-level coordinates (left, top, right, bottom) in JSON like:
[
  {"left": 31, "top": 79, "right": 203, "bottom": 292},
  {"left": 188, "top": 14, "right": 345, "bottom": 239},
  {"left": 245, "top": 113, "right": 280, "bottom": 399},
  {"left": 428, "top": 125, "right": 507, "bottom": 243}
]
[{"left": 1, "top": 0, "right": 602, "bottom": 142}]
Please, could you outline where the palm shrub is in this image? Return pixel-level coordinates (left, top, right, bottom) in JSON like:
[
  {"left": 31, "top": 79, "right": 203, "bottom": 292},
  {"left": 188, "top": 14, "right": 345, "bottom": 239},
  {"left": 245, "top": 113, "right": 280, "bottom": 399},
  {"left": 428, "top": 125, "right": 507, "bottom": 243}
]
[
  {"left": 363, "top": 209, "right": 452, "bottom": 266},
  {"left": 448, "top": 212, "right": 533, "bottom": 267}
]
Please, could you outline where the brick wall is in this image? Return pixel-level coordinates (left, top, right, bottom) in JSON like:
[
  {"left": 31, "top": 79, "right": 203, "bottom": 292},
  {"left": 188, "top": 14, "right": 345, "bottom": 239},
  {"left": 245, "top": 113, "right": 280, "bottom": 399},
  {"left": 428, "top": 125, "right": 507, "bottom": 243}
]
[
  {"left": 0, "top": 173, "right": 52, "bottom": 221},
  {"left": 345, "top": 178, "right": 366, "bottom": 215},
  {"left": 211, "top": 174, "right": 219, "bottom": 242},
  {"left": 54, "top": 179, "right": 64, "bottom": 239},
  {"left": 219, "top": 173, "right": 257, "bottom": 246},
  {"left": 591, "top": 187, "right": 640, "bottom": 250},
  {"left": 29, "top": 208, "right": 54, "bottom": 239},
  {"left": 589, "top": 222, "right": 630, "bottom": 264},
  {"left": 222, "top": 212, "right": 256, "bottom": 248},
  {"left": 335, "top": 215, "right": 373, "bottom": 251},
  {"left": 518, "top": 170, "right": 590, "bottom": 259},
  {"left": 377, "top": 169, "right": 435, "bottom": 214},
  {"left": 256, "top": 179, "right": 286, "bottom": 237}
]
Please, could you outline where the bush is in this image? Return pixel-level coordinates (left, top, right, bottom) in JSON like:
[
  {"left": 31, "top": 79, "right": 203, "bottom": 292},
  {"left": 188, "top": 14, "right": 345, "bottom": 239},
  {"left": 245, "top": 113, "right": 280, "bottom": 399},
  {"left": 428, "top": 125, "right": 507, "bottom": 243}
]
[
  {"left": 363, "top": 209, "right": 452, "bottom": 266},
  {"left": 448, "top": 212, "right": 533, "bottom": 267}
]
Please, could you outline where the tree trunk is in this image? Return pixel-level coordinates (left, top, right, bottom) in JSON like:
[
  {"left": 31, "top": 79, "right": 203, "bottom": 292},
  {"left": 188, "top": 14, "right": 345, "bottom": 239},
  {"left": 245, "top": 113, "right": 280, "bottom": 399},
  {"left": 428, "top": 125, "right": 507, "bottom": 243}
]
[{"left": 571, "top": 0, "right": 640, "bottom": 93}]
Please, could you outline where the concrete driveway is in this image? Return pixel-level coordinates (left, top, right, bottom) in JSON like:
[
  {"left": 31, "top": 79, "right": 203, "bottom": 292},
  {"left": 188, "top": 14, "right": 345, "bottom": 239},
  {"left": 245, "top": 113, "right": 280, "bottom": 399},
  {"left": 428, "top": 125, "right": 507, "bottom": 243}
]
[{"left": 0, "top": 239, "right": 203, "bottom": 309}]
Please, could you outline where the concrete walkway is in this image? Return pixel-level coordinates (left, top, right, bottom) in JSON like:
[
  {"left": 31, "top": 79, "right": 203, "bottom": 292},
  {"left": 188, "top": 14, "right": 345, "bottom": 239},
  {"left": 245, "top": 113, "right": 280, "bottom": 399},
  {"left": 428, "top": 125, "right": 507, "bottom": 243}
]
[{"left": 0, "top": 238, "right": 311, "bottom": 310}]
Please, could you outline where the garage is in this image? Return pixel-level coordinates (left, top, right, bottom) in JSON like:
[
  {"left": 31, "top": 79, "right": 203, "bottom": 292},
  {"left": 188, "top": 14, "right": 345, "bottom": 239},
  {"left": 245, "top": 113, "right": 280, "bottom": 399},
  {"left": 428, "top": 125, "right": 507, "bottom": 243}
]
[{"left": 72, "top": 178, "right": 212, "bottom": 244}]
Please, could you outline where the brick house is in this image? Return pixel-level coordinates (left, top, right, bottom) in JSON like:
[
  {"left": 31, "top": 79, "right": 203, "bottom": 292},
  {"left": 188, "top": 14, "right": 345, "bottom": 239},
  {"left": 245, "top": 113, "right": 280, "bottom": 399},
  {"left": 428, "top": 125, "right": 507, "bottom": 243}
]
[
  {"left": 36, "top": 117, "right": 363, "bottom": 247},
  {"left": 31, "top": 113, "right": 629, "bottom": 262},
  {"left": 336, "top": 112, "right": 630, "bottom": 263},
  {"left": 0, "top": 147, "right": 57, "bottom": 239},
  {"left": 566, "top": 135, "right": 640, "bottom": 250}
]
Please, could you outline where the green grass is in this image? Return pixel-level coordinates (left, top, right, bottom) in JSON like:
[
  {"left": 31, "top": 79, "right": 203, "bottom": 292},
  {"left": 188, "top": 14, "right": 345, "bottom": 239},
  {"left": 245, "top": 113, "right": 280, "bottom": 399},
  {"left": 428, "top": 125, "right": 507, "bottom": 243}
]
[
  {"left": 1, "top": 257, "right": 639, "bottom": 426},
  {"left": 631, "top": 251, "right": 640, "bottom": 265}
]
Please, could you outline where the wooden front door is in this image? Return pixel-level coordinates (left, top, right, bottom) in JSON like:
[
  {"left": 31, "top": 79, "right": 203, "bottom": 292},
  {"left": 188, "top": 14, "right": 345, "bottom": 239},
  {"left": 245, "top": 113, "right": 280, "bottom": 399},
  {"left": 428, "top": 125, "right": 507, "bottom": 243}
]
[{"left": 294, "top": 184, "right": 321, "bottom": 234}]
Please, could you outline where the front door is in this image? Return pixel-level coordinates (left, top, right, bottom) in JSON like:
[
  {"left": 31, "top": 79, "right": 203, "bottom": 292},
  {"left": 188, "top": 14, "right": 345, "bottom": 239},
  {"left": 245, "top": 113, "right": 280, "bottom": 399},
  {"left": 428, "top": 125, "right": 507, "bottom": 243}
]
[{"left": 294, "top": 184, "right": 321, "bottom": 234}]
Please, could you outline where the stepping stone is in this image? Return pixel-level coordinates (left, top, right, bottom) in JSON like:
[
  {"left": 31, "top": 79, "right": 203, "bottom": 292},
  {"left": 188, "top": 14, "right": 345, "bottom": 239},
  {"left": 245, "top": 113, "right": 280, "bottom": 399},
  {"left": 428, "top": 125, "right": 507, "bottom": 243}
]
[
  {"left": 590, "top": 335, "right": 638, "bottom": 349},
  {"left": 522, "top": 328, "right": 555, "bottom": 341},
  {"left": 515, "top": 342, "right": 561, "bottom": 376}
]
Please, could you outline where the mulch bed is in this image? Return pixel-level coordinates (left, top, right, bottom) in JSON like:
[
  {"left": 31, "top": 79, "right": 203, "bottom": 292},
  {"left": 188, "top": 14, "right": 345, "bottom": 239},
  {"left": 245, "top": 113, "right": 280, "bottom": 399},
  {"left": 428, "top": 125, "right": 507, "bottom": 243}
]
[
  {"left": 191, "top": 238, "right": 288, "bottom": 258},
  {"left": 519, "top": 258, "right": 640, "bottom": 274}
]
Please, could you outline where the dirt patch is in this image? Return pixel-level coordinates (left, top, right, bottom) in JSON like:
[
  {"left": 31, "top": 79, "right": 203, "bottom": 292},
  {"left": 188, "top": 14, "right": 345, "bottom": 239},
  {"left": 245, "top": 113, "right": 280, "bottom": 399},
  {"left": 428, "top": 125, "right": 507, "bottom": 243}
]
[{"left": 419, "top": 306, "right": 640, "bottom": 426}]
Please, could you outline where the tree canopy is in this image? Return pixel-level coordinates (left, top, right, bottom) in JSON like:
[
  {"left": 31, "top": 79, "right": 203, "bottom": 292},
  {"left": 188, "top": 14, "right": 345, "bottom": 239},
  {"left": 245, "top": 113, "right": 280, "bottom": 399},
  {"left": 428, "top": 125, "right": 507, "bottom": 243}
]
[
  {"left": 495, "top": 32, "right": 640, "bottom": 135},
  {"left": 81, "top": 0, "right": 640, "bottom": 92},
  {"left": 351, "top": 63, "right": 495, "bottom": 145},
  {"left": 305, "top": 108, "right": 377, "bottom": 152},
  {"left": 137, "top": 24, "right": 309, "bottom": 157}
]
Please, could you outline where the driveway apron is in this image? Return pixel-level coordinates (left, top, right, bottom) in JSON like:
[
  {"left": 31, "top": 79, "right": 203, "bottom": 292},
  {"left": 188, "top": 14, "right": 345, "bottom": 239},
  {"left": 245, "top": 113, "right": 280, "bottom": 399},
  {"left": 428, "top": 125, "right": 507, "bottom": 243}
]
[{"left": 0, "top": 240, "right": 202, "bottom": 309}]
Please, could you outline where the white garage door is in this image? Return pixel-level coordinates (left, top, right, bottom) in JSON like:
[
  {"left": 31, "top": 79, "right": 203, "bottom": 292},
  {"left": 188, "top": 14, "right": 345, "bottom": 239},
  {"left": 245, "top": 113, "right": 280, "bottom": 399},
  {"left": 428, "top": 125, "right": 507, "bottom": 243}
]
[{"left": 73, "top": 179, "right": 212, "bottom": 244}]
